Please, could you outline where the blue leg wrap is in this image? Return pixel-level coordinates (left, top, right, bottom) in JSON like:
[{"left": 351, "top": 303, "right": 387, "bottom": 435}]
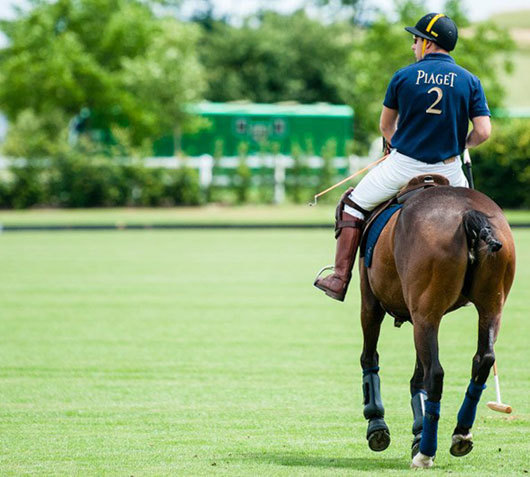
[
  {"left": 457, "top": 380, "right": 486, "bottom": 429},
  {"left": 419, "top": 400, "right": 440, "bottom": 457}
]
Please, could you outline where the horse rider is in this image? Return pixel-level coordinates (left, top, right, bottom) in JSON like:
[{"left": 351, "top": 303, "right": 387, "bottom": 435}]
[{"left": 314, "top": 12, "right": 492, "bottom": 302}]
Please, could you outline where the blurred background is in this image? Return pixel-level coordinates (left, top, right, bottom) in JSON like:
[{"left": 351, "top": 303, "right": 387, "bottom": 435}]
[{"left": 0, "top": 0, "right": 528, "bottom": 212}]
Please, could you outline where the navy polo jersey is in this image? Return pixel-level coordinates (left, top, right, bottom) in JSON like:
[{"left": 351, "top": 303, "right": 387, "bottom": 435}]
[{"left": 384, "top": 53, "right": 490, "bottom": 163}]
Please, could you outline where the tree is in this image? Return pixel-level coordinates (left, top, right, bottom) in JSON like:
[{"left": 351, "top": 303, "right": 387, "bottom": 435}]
[
  {"left": 0, "top": 0, "right": 204, "bottom": 153},
  {"left": 120, "top": 17, "right": 206, "bottom": 148},
  {"left": 2, "top": 109, "right": 70, "bottom": 158},
  {"left": 198, "top": 10, "right": 352, "bottom": 104},
  {"left": 312, "top": 0, "right": 366, "bottom": 24}
]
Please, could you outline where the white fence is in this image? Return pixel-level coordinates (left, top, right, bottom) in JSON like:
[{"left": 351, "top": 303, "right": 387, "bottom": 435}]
[
  {"left": 0, "top": 152, "right": 377, "bottom": 204},
  {"left": 145, "top": 154, "right": 373, "bottom": 203}
]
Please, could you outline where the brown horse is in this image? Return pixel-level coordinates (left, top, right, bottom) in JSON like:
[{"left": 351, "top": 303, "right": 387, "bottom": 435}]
[{"left": 358, "top": 182, "right": 515, "bottom": 468}]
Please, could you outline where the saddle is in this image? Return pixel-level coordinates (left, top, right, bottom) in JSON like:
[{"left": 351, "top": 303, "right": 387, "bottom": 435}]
[{"left": 360, "top": 173, "right": 450, "bottom": 253}]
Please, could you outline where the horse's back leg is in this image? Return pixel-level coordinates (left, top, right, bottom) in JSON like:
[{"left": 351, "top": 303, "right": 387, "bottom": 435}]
[
  {"left": 451, "top": 239, "right": 515, "bottom": 456},
  {"left": 451, "top": 302, "right": 505, "bottom": 456},
  {"left": 359, "top": 264, "right": 390, "bottom": 452}
]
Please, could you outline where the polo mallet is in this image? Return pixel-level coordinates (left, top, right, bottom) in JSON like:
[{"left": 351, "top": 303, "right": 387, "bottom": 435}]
[
  {"left": 463, "top": 148, "right": 475, "bottom": 189},
  {"left": 486, "top": 362, "right": 512, "bottom": 414},
  {"left": 308, "top": 154, "right": 389, "bottom": 206}
]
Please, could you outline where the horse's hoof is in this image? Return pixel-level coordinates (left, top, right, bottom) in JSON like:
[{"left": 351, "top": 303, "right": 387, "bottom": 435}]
[
  {"left": 411, "top": 451, "right": 434, "bottom": 468},
  {"left": 367, "top": 418, "right": 390, "bottom": 451},
  {"left": 411, "top": 434, "right": 422, "bottom": 459},
  {"left": 450, "top": 433, "right": 473, "bottom": 457},
  {"left": 368, "top": 428, "right": 391, "bottom": 452}
]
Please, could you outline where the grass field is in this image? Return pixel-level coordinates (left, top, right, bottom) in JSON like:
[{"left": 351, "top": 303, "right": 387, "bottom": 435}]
[{"left": 0, "top": 228, "right": 528, "bottom": 475}]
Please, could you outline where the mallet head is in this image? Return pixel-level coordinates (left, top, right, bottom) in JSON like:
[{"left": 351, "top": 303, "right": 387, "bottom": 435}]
[{"left": 487, "top": 401, "right": 512, "bottom": 414}]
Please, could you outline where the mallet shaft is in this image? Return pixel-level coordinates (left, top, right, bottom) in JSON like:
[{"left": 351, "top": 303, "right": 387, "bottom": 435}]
[
  {"left": 493, "top": 363, "right": 502, "bottom": 403},
  {"left": 309, "top": 153, "right": 389, "bottom": 206},
  {"left": 486, "top": 361, "right": 512, "bottom": 414},
  {"left": 463, "top": 149, "right": 475, "bottom": 189}
]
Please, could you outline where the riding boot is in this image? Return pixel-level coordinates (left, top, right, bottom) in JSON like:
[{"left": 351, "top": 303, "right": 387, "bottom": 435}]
[{"left": 314, "top": 211, "right": 364, "bottom": 301}]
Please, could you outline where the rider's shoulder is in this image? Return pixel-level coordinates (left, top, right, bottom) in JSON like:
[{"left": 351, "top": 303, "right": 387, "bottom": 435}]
[
  {"left": 449, "top": 61, "right": 480, "bottom": 80},
  {"left": 450, "top": 63, "right": 484, "bottom": 90},
  {"left": 393, "top": 63, "right": 416, "bottom": 77},
  {"left": 389, "top": 63, "right": 417, "bottom": 84}
]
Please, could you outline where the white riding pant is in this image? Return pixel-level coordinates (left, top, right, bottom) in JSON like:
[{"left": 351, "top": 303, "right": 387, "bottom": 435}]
[{"left": 345, "top": 150, "right": 468, "bottom": 217}]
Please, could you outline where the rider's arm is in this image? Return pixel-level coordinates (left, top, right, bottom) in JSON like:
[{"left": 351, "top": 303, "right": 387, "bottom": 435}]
[
  {"left": 380, "top": 106, "right": 399, "bottom": 145},
  {"left": 466, "top": 115, "right": 491, "bottom": 148}
]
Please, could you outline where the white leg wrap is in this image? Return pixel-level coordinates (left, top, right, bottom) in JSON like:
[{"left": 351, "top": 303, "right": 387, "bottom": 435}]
[
  {"left": 452, "top": 433, "right": 472, "bottom": 445},
  {"left": 450, "top": 432, "right": 473, "bottom": 457},
  {"left": 411, "top": 451, "right": 434, "bottom": 468}
]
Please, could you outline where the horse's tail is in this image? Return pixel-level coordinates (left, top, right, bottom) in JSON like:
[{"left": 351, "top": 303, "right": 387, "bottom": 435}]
[{"left": 463, "top": 210, "right": 502, "bottom": 261}]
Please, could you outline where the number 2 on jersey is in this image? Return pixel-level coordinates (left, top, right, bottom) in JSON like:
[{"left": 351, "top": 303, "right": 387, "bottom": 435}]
[{"left": 426, "top": 87, "right": 443, "bottom": 115}]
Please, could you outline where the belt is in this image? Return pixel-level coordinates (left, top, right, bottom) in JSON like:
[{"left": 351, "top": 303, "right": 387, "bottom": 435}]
[
  {"left": 442, "top": 156, "right": 456, "bottom": 164},
  {"left": 395, "top": 150, "right": 457, "bottom": 164}
]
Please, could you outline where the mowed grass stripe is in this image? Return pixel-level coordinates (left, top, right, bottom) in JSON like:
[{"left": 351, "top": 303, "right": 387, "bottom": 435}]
[
  {"left": 0, "top": 205, "right": 529, "bottom": 227},
  {"left": 0, "top": 230, "right": 528, "bottom": 475}
]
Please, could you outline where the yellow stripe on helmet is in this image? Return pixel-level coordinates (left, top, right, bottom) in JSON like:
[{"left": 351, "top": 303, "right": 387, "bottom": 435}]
[
  {"left": 426, "top": 13, "right": 445, "bottom": 33},
  {"left": 422, "top": 13, "right": 445, "bottom": 58}
]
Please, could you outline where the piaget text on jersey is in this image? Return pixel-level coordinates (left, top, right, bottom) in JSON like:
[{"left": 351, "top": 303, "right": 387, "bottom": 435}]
[{"left": 415, "top": 70, "right": 457, "bottom": 87}]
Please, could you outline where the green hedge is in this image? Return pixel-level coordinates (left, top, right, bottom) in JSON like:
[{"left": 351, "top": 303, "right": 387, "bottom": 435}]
[
  {"left": 473, "top": 119, "right": 529, "bottom": 208},
  {"left": 0, "top": 154, "right": 203, "bottom": 209},
  {"left": 0, "top": 119, "right": 528, "bottom": 209}
]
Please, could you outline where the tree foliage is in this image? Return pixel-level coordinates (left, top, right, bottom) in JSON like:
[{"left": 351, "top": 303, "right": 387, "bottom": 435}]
[
  {"left": 0, "top": 0, "right": 517, "bottom": 158},
  {"left": 311, "top": 0, "right": 365, "bottom": 24},
  {"left": 198, "top": 11, "right": 352, "bottom": 104},
  {"left": 0, "top": 0, "right": 204, "bottom": 151},
  {"left": 2, "top": 109, "right": 70, "bottom": 158}
]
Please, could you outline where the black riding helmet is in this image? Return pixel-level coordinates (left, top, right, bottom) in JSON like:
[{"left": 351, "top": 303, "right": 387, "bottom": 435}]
[{"left": 405, "top": 13, "right": 458, "bottom": 52}]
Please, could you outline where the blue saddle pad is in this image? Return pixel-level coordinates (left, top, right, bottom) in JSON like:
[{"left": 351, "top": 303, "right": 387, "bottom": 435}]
[{"left": 364, "top": 204, "right": 403, "bottom": 268}]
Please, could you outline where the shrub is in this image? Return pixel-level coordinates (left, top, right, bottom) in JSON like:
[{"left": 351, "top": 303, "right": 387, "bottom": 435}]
[
  {"left": 317, "top": 138, "right": 338, "bottom": 204},
  {"left": 473, "top": 119, "right": 530, "bottom": 208},
  {"left": 234, "top": 142, "right": 251, "bottom": 204},
  {"left": 8, "top": 162, "right": 49, "bottom": 209},
  {"left": 130, "top": 167, "right": 167, "bottom": 207},
  {"left": 164, "top": 167, "right": 203, "bottom": 206},
  {"left": 286, "top": 142, "right": 310, "bottom": 204},
  {"left": 49, "top": 155, "right": 125, "bottom": 207},
  {"left": 0, "top": 152, "right": 203, "bottom": 209}
]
